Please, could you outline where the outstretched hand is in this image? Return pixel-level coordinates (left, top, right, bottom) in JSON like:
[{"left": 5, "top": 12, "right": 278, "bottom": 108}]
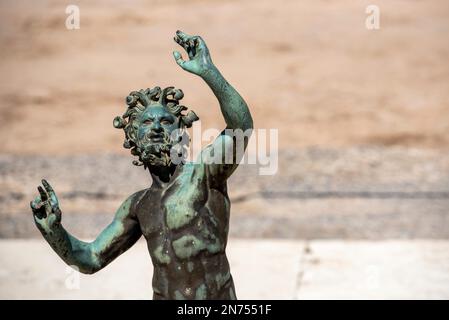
[
  {"left": 30, "top": 179, "right": 62, "bottom": 234},
  {"left": 173, "top": 30, "right": 215, "bottom": 77}
]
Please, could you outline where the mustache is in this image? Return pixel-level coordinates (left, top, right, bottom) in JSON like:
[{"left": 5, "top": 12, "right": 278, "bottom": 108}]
[
  {"left": 140, "top": 138, "right": 172, "bottom": 153},
  {"left": 135, "top": 130, "right": 173, "bottom": 167},
  {"left": 133, "top": 129, "right": 187, "bottom": 167},
  {"left": 138, "top": 130, "right": 171, "bottom": 145},
  {"left": 148, "top": 131, "right": 164, "bottom": 138}
]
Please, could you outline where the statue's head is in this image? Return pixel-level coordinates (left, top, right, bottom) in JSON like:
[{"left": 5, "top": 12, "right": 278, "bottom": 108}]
[{"left": 113, "top": 86, "right": 199, "bottom": 168}]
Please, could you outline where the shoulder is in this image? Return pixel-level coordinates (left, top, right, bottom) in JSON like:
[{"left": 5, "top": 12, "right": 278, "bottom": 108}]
[
  {"left": 198, "top": 134, "right": 234, "bottom": 164},
  {"left": 182, "top": 160, "right": 229, "bottom": 190},
  {"left": 129, "top": 189, "right": 148, "bottom": 204},
  {"left": 194, "top": 143, "right": 236, "bottom": 182},
  {"left": 115, "top": 189, "right": 148, "bottom": 220}
]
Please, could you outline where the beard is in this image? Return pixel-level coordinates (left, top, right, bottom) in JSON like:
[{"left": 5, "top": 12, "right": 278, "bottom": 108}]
[
  {"left": 136, "top": 131, "right": 173, "bottom": 167},
  {"left": 140, "top": 142, "right": 172, "bottom": 167},
  {"left": 134, "top": 129, "right": 187, "bottom": 168}
]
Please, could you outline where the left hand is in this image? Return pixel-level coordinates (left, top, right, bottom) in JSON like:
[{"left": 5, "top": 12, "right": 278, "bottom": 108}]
[
  {"left": 173, "top": 30, "right": 215, "bottom": 77},
  {"left": 30, "top": 179, "right": 62, "bottom": 235}
]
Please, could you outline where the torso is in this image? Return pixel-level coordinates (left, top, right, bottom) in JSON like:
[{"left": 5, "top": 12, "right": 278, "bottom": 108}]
[{"left": 133, "top": 162, "right": 236, "bottom": 300}]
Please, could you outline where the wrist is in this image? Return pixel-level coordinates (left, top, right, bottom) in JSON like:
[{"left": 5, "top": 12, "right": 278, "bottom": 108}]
[
  {"left": 37, "top": 218, "right": 62, "bottom": 237},
  {"left": 200, "top": 64, "right": 220, "bottom": 81}
]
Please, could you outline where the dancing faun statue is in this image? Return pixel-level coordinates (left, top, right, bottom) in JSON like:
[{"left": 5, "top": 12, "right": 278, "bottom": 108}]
[{"left": 30, "top": 30, "right": 253, "bottom": 300}]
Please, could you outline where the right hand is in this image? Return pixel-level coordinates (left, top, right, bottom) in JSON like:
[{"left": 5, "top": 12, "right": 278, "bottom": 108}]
[
  {"left": 173, "top": 30, "right": 215, "bottom": 77},
  {"left": 30, "top": 179, "right": 62, "bottom": 234}
]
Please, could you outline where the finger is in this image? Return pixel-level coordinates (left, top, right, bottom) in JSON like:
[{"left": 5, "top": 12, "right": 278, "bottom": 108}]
[
  {"left": 30, "top": 201, "right": 43, "bottom": 218},
  {"left": 174, "top": 35, "right": 182, "bottom": 45},
  {"left": 186, "top": 39, "right": 196, "bottom": 58},
  {"left": 38, "top": 186, "right": 48, "bottom": 202},
  {"left": 173, "top": 51, "right": 186, "bottom": 68},
  {"left": 174, "top": 35, "right": 190, "bottom": 54},
  {"left": 37, "top": 185, "right": 52, "bottom": 215},
  {"left": 30, "top": 201, "right": 40, "bottom": 218},
  {"left": 193, "top": 37, "right": 199, "bottom": 47},
  {"left": 30, "top": 196, "right": 46, "bottom": 219},
  {"left": 42, "top": 179, "right": 58, "bottom": 205},
  {"left": 30, "top": 195, "right": 41, "bottom": 210},
  {"left": 176, "top": 30, "right": 193, "bottom": 42},
  {"left": 194, "top": 36, "right": 207, "bottom": 50},
  {"left": 42, "top": 179, "right": 54, "bottom": 193}
]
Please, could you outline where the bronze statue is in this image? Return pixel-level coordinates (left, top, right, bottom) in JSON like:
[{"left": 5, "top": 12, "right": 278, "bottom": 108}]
[{"left": 30, "top": 30, "right": 253, "bottom": 300}]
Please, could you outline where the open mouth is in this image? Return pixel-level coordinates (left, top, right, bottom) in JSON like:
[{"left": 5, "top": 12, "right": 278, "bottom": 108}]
[{"left": 149, "top": 134, "right": 164, "bottom": 143}]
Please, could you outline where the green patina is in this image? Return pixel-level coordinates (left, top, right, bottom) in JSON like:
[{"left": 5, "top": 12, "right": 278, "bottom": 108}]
[
  {"left": 174, "top": 290, "right": 186, "bottom": 300},
  {"left": 164, "top": 165, "right": 201, "bottom": 231},
  {"left": 229, "top": 287, "right": 236, "bottom": 300},
  {"left": 195, "top": 284, "right": 207, "bottom": 300},
  {"left": 215, "top": 271, "right": 231, "bottom": 289},
  {"left": 172, "top": 235, "right": 206, "bottom": 259},
  {"left": 172, "top": 232, "right": 221, "bottom": 260},
  {"left": 153, "top": 245, "right": 171, "bottom": 264},
  {"left": 30, "top": 30, "right": 253, "bottom": 300}
]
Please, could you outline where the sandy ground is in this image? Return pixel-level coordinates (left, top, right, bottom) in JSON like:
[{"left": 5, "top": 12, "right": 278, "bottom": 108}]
[
  {"left": 1, "top": 239, "right": 449, "bottom": 300},
  {"left": 0, "top": 0, "right": 448, "bottom": 154}
]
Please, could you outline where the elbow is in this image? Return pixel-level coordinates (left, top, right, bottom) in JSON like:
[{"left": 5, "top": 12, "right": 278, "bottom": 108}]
[
  {"left": 71, "top": 247, "right": 103, "bottom": 274},
  {"left": 238, "top": 112, "right": 253, "bottom": 132},
  {"left": 245, "top": 109, "right": 254, "bottom": 130},
  {"left": 63, "top": 262, "right": 99, "bottom": 275},
  {"left": 72, "top": 263, "right": 102, "bottom": 274},
  {"left": 228, "top": 112, "right": 253, "bottom": 132},
  {"left": 79, "top": 268, "right": 97, "bottom": 275},
  {"left": 243, "top": 116, "right": 254, "bottom": 133},
  {"left": 248, "top": 117, "right": 254, "bottom": 130},
  {"left": 78, "top": 266, "right": 101, "bottom": 274}
]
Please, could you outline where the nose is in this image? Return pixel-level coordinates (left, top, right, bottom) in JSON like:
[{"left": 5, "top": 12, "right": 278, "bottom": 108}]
[{"left": 151, "top": 121, "right": 163, "bottom": 133}]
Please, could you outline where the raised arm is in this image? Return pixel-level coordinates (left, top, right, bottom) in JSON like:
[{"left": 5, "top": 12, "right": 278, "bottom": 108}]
[
  {"left": 173, "top": 30, "right": 253, "bottom": 179},
  {"left": 30, "top": 180, "right": 142, "bottom": 274}
]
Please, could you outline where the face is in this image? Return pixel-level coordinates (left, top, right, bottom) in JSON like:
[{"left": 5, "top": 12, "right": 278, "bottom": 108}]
[
  {"left": 135, "top": 105, "right": 180, "bottom": 167},
  {"left": 137, "top": 105, "right": 179, "bottom": 142}
]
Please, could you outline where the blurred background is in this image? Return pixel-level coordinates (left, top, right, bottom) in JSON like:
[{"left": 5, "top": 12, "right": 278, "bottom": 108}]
[{"left": 0, "top": 0, "right": 448, "bottom": 299}]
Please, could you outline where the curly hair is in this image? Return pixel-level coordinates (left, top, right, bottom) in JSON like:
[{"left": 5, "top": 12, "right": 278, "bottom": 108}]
[{"left": 113, "top": 86, "right": 199, "bottom": 166}]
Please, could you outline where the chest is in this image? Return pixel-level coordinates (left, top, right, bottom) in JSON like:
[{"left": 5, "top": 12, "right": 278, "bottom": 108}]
[
  {"left": 134, "top": 164, "right": 228, "bottom": 262},
  {"left": 136, "top": 164, "right": 210, "bottom": 237}
]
